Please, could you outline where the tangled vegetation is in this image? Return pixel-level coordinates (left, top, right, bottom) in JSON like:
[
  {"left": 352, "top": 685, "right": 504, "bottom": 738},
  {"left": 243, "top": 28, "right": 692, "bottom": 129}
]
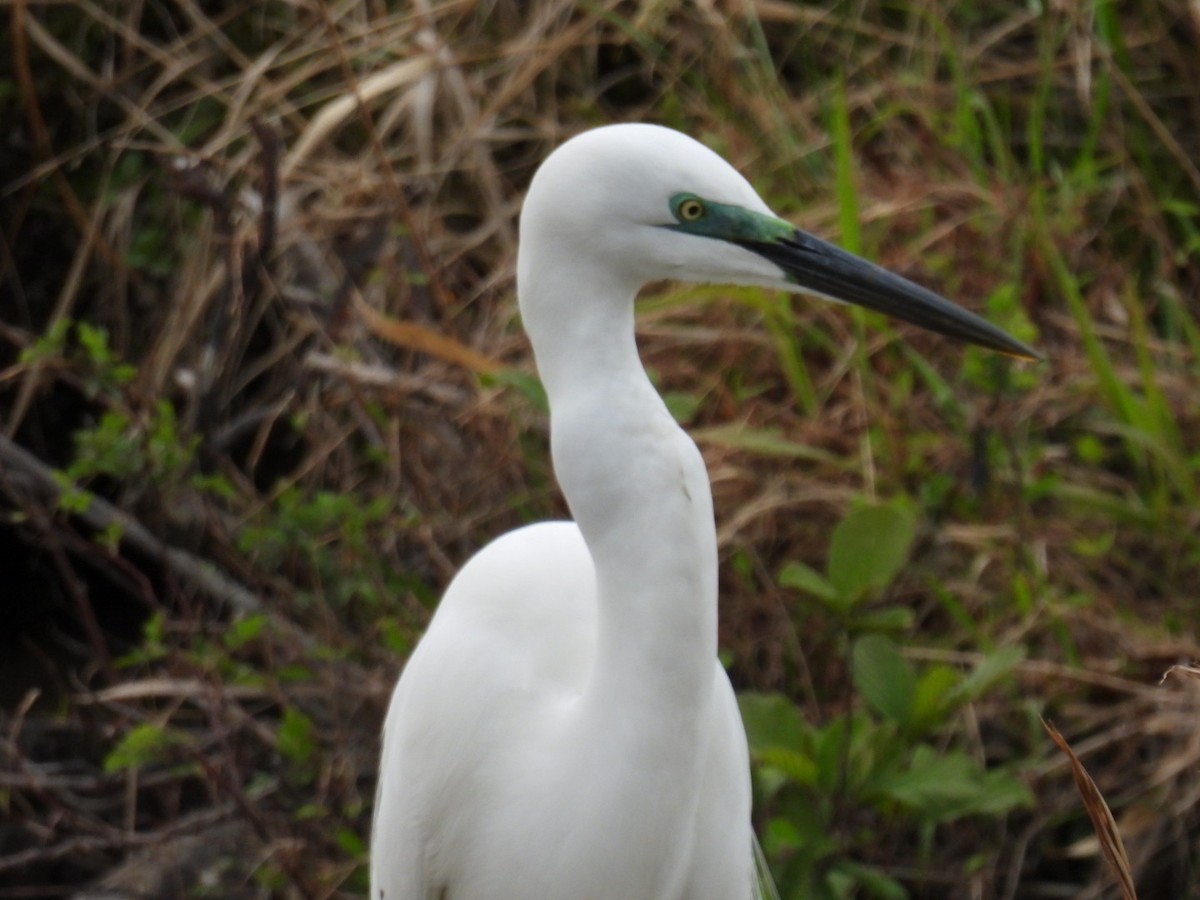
[{"left": 1, "top": 1, "right": 1198, "bottom": 897}]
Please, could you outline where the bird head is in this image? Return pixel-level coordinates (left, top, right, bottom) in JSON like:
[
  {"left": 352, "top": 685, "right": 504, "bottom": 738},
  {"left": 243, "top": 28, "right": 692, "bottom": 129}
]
[{"left": 518, "top": 123, "right": 1038, "bottom": 360}]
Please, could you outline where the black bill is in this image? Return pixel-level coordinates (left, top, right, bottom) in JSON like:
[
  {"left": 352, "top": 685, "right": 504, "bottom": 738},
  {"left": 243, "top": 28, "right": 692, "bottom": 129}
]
[{"left": 738, "top": 228, "right": 1040, "bottom": 360}]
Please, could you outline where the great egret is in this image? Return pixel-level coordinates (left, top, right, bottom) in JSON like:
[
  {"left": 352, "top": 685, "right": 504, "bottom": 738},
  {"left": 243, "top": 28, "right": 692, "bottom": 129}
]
[{"left": 370, "top": 124, "right": 1036, "bottom": 900}]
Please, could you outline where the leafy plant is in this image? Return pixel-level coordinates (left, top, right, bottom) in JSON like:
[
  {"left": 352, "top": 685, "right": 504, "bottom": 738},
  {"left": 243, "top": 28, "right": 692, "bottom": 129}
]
[
  {"left": 778, "top": 498, "right": 918, "bottom": 634},
  {"left": 237, "top": 487, "right": 430, "bottom": 612},
  {"left": 744, "top": 500, "right": 1032, "bottom": 899}
]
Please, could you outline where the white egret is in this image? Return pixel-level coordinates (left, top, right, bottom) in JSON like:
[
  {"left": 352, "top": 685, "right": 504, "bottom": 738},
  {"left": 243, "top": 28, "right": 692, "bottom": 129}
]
[{"left": 370, "top": 124, "right": 1036, "bottom": 900}]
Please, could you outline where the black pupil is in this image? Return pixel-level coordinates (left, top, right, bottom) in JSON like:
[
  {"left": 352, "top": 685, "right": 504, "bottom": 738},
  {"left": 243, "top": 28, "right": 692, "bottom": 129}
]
[{"left": 684, "top": 201, "right": 701, "bottom": 218}]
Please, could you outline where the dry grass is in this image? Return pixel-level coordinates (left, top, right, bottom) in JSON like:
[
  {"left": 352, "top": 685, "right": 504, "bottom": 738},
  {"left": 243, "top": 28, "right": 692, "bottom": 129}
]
[{"left": 1, "top": 0, "right": 1198, "bottom": 897}]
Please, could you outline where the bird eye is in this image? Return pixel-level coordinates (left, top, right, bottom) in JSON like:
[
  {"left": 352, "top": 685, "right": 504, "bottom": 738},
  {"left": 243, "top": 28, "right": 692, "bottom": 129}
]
[{"left": 676, "top": 197, "right": 706, "bottom": 221}]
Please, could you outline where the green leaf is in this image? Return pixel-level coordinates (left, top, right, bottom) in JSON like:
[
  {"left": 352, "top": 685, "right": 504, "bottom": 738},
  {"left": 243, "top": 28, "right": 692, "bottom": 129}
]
[
  {"left": 881, "top": 747, "right": 1033, "bottom": 819},
  {"left": 952, "top": 646, "right": 1026, "bottom": 704},
  {"left": 850, "top": 605, "right": 915, "bottom": 633},
  {"left": 778, "top": 561, "right": 839, "bottom": 604},
  {"left": 964, "top": 769, "right": 1036, "bottom": 816},
  {"left": 277, "top": 708, "right": 315, "bottom": 766},
  {"left": 829, "top": 75, "right": 861, "bottom": 256},
  {"left": 224, "top": 614, "right": 268, "bottom": 650},
  {"left": 852, "top": 634, "right": 915, "bottom": 726},
  {"left": 909, "top": 664, "right": 960, "bottom": 731},
  {"left": 829, "top": 859, "right": 908, "bottom": 900},
  {"left": 738, "top": 691, "right": 810, "bottom": 753},
  {"left": 277, "top": 664, "right": 315, "bottom": 683},
  {"left": 103, "top": 723, "right": 180, "bottom": 773},
  {"left": 882, "top": 747, "right": 978, "bottom": 813},
  {"left": 19, "top": 317, "right": 71, "bottom": 364},
  {"left": 336, "top": 826, "right": 367, "bottom": 857},
  {"left": 811, "top": 719, "right": 847, "bottom": 793},
  {"left": 379, "top": 617, "right": 413, "bottom": 656},
  {"left": 757, "top": 746, "right": 819, "bottom": 787},
  {"left": 763, "top": 816, "right": 805, "bottom": 854},
  {"left": 481, "top": 368, "right": 547, "bottom": 413},
  {"left": 692, "top": 425, "right": 842, "bottom": 464},
  {"left": 662, "top": 390, "right": 702, "bottom": 424},
  {"left": 828, "top": 501, "right": 917, "bottom": 603}
]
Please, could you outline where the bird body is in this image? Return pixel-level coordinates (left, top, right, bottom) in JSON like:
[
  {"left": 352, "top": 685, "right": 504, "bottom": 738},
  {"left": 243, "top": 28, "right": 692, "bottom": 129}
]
[
  {"left": 371, "top": 124, "right": 1036, "bottom": 900},
  {"left": 372, "top": 517, "right": 753, "bottom": 899}
]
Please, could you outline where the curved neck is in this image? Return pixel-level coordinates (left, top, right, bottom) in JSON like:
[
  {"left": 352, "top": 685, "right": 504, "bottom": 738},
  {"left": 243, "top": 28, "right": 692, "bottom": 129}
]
[{"left": 520, "top": 255, "right": 719, "bottom": 728}]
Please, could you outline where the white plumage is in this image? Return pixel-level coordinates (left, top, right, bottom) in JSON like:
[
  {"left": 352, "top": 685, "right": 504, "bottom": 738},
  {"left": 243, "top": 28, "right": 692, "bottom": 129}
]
[{"left": 370, "top": 124, "right": 1035, "bottom": 900}]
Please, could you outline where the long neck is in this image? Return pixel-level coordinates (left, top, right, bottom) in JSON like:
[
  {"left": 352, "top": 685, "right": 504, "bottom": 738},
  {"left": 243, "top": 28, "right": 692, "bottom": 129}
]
[{"left": 520, "top": 255, "right": 720, "bottom": 734}]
